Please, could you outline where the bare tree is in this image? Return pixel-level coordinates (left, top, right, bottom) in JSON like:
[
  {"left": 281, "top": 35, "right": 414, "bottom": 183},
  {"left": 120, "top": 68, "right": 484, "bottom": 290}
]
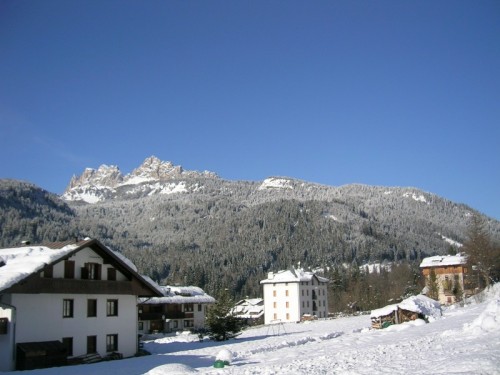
[{"left": 462, "top": 214, "right": 499, "bottom": 287}]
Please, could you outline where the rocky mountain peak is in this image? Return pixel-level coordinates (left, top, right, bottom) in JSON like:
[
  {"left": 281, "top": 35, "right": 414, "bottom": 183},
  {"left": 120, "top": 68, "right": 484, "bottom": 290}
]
[
  {"left": 67, "top": 165, "right": 123, "bottom": 190},
  {"left": 62, "top": 156, "right": 218, "bottom": 203},
  {"left": 129, "top": 156, "right": 183, "bottom": 181}
]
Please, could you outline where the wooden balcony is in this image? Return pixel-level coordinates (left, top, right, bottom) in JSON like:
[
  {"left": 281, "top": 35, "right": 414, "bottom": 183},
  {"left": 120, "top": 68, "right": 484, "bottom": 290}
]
[{"left": 9, "top": 277, "right": 136, "bottom": 295}]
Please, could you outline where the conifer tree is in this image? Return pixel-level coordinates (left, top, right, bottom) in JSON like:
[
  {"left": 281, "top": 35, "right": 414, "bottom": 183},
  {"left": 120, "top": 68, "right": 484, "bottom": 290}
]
[
  {"left": 427, "top": 269, "right": 440, "bottom": 301},
  {"left": 206, "top": 289, "right": 242, "bottom": 341}
]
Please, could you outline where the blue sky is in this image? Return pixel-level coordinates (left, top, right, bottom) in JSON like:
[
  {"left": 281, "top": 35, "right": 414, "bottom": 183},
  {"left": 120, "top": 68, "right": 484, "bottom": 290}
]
[{"left": 1, "top": 1, "right": 499, "bottom": 220}]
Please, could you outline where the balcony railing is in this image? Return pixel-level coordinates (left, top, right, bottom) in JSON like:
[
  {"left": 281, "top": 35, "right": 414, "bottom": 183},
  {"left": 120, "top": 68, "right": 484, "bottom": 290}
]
[
  {"left": 139, "top": 311, "right": 186, "bottom": 321},
  {"left": 11, "top": 277, "right": 135, "bottom": 295}
]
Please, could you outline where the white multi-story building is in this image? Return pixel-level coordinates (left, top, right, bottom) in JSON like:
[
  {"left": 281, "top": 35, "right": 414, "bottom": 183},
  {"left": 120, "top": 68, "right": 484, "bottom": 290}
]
[
  {"left": 260, "top": 268, "right": 329, "bottom": 325},
  {"left": 0, "top": 238, "right": 161, "bottom": 371}
]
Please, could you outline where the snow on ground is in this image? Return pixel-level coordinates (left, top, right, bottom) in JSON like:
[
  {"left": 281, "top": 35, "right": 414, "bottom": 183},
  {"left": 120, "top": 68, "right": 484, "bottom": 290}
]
[{"left": 9, "top": 285, "right": 500, "bottom": 375}]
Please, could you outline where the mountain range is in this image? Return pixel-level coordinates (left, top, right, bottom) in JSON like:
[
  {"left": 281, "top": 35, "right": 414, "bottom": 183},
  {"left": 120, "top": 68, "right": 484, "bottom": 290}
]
[{"left": 1, "top": 156, "right": 499, "bottom": 301}]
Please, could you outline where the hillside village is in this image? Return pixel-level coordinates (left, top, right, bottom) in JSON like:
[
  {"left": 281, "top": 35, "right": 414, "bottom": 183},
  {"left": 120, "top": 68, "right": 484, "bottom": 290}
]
[{"left": 0, "top": 234, "right": 497, "bottom": 372}]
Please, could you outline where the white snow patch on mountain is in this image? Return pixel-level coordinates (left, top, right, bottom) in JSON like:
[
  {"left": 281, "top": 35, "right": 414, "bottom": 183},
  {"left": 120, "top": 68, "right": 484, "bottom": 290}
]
[
  {"left": 403, "top": 192, "right": 428, "bottom": 203},
  {"left": 360, "top": 262, "right": 392, "bottom": 274},
  {"left": 324, "top": 213, "right": 339, "bottom": 222},
  {"left": 259, "top": 177, "right": 293, "bottom": 190},
  {"left": 439, "top": 233, "right": 463, "bottom": 247}
]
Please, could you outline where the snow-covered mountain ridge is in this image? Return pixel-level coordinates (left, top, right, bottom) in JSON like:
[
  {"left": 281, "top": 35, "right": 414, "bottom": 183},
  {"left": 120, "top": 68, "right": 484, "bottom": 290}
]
[
  {"left": 63, "top": 156, "right": 446, "bottom": 207},
  {"left": 62, "top": 156, "right": 218, "bottom": 203}
]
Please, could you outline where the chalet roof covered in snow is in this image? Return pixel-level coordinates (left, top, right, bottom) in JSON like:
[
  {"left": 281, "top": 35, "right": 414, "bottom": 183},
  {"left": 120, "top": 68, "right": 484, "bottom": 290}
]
[
  {"left": 139, "top": 285, "right": 215, "bottom": 305},
  {"left": 419, "top": 253, "right": 467, "bottom": 268},
  {"left": 0, "top": 243, "right": 78, "bottom": 293},
  {"left": 370, "top": 294, "right": 442, "bottom": 320},
  {"left": 0, "top": 238, "right": 162, "bottom": 296},
  {"left": 260, "top": 268, "right": 329, "bottom": 285},
  {"left": 232, "top": 298, "right": 264, "bottom": 319}
]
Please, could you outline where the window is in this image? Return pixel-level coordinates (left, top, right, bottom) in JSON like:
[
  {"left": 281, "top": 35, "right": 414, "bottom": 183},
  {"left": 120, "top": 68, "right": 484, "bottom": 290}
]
[
  {"left": 273, "top": 290, "right": 277, "bottom": 297},
  {"left": 286, "top": 313, "right": 290, "bottom": 320},
  {"left": 286, "top": 302, "right": 289, "bottom": 308},
  {"left": 62, "top": 337, "right": 73, "bottom": 356},
  {"left": 184, "top": 303, "right": 194, "bottom": 312},
  {"left": 184, "top": 320, "right": 194, "bottom": 328},
  {"left": 273, "top": 302, "right": 277, "bottom": 308},
  {"left": 106, "top": 334, "right": 118, "bottom": 352},
  {"left": 273, "top": 313, "right": 277, "bottom": 320},
  {"left": 82, "top": 263, "right": 101, "bottom": 280},
  {"left": 198, "top": 304, "right": 202, "bottom": 312},
  {"left": 87, "top": 299, "right": 97, "bottom": 317},
  {"left": 64, "top": 260, "right": 75, "bottom": 279},
  {"left": 0, "top": 318, "right": 8, "bottom": 334},
  {"left": 107, "top": 268, "right": 116, "bottom": 281},
  {"left": 87, "top": 336, "right": 97, "bottom": 354},
  {"left": 43, "top": 265, "right": 53, "bottom": 278},
  {"left": 63, "top": 299, "right": 74, "bottom": 318},
  {"left": 107, "top": 299, "right": 118, "bottom": 316},
  {"left": 285, "top": 290, "right": 289, "bottom": 297},
  {"left": 138, "top": 321, "right": 144, "bottom": 330}
]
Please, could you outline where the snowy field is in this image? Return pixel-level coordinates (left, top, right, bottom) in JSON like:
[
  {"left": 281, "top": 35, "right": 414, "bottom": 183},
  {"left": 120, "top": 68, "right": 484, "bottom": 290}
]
[{"left": 9, "top": 285, "right": 500, "bottom": 375}]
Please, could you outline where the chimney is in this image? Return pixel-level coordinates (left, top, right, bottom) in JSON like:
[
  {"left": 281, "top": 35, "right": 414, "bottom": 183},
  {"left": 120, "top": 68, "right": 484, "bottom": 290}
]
[
  {"left": 268, "top": 272, "right": 274, "bottom": 280},
  {"left": 21, "top": 240, "right": 31, "bottom": 246}
]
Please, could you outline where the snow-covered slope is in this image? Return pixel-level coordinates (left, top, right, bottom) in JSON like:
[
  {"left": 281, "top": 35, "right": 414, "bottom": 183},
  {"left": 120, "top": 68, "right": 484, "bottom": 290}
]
[{"left": 22, "top": 284, "right": 500, "bottom": 375}]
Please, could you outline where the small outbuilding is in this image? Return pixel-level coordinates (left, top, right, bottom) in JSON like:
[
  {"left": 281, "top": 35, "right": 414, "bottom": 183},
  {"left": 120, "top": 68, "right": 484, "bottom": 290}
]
[
  {"left": 370, "top": 295, "right": 442, "bottom": 329},
  {"left": 231, "top": 298, "right": 264, "bottom": 326}
]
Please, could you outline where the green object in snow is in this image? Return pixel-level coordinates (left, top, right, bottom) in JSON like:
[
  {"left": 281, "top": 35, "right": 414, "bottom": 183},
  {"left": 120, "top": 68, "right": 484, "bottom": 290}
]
[{"left": 214, "top": 360, "right": 225, "bottom": 368}]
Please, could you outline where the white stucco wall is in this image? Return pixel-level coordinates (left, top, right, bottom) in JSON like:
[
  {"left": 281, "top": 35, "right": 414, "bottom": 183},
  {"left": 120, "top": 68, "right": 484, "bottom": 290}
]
[
  {"left": 263, "top": 282, "right": 301, "bottom": 324},
  {"left": 263, "top": 280, "right": 329, "bottom": 325},
  {"left": 13, "top": 293, "right": 138, "bottom": 359}
]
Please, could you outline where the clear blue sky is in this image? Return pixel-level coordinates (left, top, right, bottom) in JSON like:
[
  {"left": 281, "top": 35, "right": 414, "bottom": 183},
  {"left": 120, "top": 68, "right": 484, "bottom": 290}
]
[{"left": 1, "top": 1, "right": 499, "bottom": 220}]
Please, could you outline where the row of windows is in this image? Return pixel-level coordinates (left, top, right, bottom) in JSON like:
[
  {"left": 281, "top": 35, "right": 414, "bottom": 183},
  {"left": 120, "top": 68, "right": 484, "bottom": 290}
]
[
  {"left": 45, "top": 261, "right": 118, "bottom": 281},
  {"left": 62, "top": 334, "right": 118, "bottom": 356},
  {"left": 273, "top": 313, "right": 290, "bottom": 320},
  {"left": 271, "top": 300, "right": 327, "bottom": 309},
  {"left": 302, "top": 300, "right": 326, "bottom": 308},
  {"left": 63, "top": 299, "right": 118, "bottom": 318},
  {"left": 272, "top": 290, "right": 289, "bottom": 297},
  {"left": 272, "top": 288, "right": 326, "bottom": 297},
  {"left": 301, "top": 289, "right": 326, "bottom": 297}
]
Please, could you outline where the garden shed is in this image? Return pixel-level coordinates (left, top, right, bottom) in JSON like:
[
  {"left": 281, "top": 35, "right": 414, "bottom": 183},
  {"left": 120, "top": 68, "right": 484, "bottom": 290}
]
[{"left": 371, "top": 295, "right": 442, "bottom": 329}]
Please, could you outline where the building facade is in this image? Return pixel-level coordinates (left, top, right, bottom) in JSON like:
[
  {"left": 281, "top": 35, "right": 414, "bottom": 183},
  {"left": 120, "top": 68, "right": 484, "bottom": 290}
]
[
  {"left": 260, "top": 268, "right": 329, "bottom": 325},
  {"left": 420, "top": 254, "right": 470, "bottom": 305},
  {"left": 138, "top": 285, "right": 215, "bottom": 334},
  {"left": 0, "top": 239, "right": 161, "bottom": 371}
]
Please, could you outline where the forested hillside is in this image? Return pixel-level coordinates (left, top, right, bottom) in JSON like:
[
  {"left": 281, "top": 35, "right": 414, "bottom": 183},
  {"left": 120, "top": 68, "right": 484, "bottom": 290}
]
[
  {"left": 0, "top": 179, "right": 76, "bottom": 244},
  {"left": 1, "top": 176, "right": 499, "bottom": 312}
]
